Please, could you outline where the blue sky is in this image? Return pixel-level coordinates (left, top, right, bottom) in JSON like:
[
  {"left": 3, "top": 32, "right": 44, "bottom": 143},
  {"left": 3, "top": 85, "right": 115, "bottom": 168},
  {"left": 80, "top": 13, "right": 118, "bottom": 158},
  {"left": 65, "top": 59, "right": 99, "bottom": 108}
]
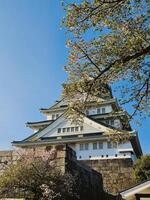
[{"left": 0, "top": 0, "right": 149, "bottom": 153}]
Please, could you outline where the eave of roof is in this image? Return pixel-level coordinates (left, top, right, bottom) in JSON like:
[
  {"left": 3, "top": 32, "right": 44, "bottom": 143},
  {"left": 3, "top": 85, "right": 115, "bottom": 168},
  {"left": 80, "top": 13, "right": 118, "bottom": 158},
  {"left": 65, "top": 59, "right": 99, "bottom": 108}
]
[
  {"left": 40, "top": 98, "right": 119, "bottom": 113},
  {"left": 40, "top": 106, "right": 67, "bottom": 113},
  {"left": 12, "top": 132, "right": 109, "bottom": 147},
  {"left": 46, "top": 99, "right": 63, "bottom": 109},
  {"left": 26, "top": 120, "right": 54, "bottom": 127},
  {"left": 120, "top": 180, "right": 150, "bottom": 199},
  {"left": 40, "top": 99, "right": 68, "bottom": 113},
  {"left": 130, "top": 132, "right": 143, "bottom": 158}
]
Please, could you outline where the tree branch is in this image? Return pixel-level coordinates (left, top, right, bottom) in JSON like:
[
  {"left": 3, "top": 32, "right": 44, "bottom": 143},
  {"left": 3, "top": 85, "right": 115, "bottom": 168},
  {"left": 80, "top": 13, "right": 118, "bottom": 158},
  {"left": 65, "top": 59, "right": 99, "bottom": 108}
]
[
  {"left": 76, "top": 44, "right": 101, "bottom": 73},
  {"left": 79, "top": 0, "right": 126, "bottom": 23},
  {"left": 130, "top": 73, "right": 150, "bottom": 118},
  {"left": 94, "top": 45, "right": 150, "bottom": 83},
  {"left": 83, "top": 45, "right": 150, "bottom": 101}
]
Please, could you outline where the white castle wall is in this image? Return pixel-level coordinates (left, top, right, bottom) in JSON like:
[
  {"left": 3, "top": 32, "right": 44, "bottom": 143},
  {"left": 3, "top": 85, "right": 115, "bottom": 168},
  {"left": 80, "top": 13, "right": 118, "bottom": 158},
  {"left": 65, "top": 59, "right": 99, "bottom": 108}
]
[
  {"left": 71, "top": 142, "right": 134, "bottom": 160},
  {"left": 41, "top": 119, "right": 101, "bottom": 138},
  {"left": 46, "top": 105, "right": 113, "bottom": 120},
  {"left": 87, "top": 105, "right": 112, "bottom": 115},
  {"left": 46, "top": 112, "right": 64, "bottom": 120}
]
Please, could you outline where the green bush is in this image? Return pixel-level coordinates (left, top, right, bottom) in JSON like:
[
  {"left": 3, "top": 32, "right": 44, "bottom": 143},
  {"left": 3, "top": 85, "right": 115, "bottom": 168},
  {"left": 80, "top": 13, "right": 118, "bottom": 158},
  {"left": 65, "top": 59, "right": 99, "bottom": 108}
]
[{"left": 134, "top": 155, "right": 150, "bottom": 183}]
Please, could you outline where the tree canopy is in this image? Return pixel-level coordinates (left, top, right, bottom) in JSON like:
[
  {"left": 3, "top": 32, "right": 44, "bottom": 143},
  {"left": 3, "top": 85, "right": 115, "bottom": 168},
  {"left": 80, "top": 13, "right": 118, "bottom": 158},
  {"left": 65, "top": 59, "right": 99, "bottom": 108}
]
[
  {"left": 62, "top": 0, "right": 150, "bottom": 121},
  {"left": 134, "top": 154, "right": 150, "bottom": 183}
]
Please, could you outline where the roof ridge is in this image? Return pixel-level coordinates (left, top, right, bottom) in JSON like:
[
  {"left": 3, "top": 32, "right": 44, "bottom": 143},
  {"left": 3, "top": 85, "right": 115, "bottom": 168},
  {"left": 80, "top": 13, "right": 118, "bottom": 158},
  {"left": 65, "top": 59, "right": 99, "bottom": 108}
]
[{"left": 40, "top": 98, "right": 64, "bottom": 111}]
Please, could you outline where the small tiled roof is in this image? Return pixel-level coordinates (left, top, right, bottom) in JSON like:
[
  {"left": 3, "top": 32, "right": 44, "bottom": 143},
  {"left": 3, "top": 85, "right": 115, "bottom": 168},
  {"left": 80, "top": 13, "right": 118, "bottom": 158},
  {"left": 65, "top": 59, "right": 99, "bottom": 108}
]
[
  {"left": 40, "top": 99, "right": 67, "bottom": 112},
  {"left": 12, "top": 132, "right": 105, "bottom": 147},
  {"left": 40, "top": 98, "right": 120, "bottom": 112},
  {"left": 26, "top": 120, "right": 54, "bottom": 126},
  {"left": 27, "top": 120, "right": 53, "bottom": 124}
]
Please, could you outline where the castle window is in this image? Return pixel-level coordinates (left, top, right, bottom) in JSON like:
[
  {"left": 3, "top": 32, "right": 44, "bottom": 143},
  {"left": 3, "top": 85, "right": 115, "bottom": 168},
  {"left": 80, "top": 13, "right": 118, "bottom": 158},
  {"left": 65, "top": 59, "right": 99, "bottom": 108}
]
[
  {"left": 97, "top": 108, "right": 101, "bottom": 114},
  {"left": 57, "top": 128, "right": 61, "bottom": 133},
  {"left": 57, "top": 126, "right": 81, "bottom": 133},
  {"left": 71, "top": 127, "right": 74, "bottom": 132},
  {"left": 63, "top": 128, "right": 66, "bottom": 133},
  {"left": 67, "top": 127, "right": 70, "bottom": 132},
  {"left": 110, "top": 120, "right": 114, "bottom": 126},
  {"left": 105, "top": 120, "right": 114, "bottom": 126},
  {"left": 75, "top": 127, "right": 79, "bottom": 132},
  {"left": 102, "top": 107, "right": 106, "bottom": 114},
  {"left": 99, "top": 141, "right": 103, "bottom": 149},
  {"left": 85, "top": 143, "right": 89, "bottom": 150},
  {"left": 107, "top": 142, "right": 117, "bottom": 149},
  {"left": 80, "top": 143, "right": 89, "bottom": 151},
  {"left": 105, "top": 120, "right": 109, "bottom": 125},
  {"left": 113, "top": 142, "right": 117, "bottom": 148},
  {"left": 52, "top": 114, "right": 55, "bottom": 120},
  {"left": 79, "top": 144, "right": 84, "bottom": 151},
  {"left": 93, "top": 143, "right": 97, "bottom": 150},
  {"left": 56, "top": 114, "right": 59, "bottom": 118},
  {"left": 80, "top": 126, "right": 83, "bottom": 131},
  {"left": 107, "top": 142, "right": 113, "bottom": 149}
]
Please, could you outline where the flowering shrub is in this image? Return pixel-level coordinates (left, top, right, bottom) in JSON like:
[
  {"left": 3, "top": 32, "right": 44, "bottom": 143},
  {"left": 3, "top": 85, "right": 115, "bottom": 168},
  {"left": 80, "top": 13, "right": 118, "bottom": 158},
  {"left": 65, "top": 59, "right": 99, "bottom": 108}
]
[{"left": 0, "top": 147, "right": 79, "bottom": 200}]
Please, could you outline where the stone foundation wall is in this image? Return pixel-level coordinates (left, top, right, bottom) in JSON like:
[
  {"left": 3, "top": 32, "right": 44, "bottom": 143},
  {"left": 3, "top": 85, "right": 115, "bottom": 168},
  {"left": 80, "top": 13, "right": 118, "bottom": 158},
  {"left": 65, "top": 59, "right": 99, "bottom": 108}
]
[
  {"left": 81, "top": 158, "right": 136, "bottom": 195},
  {"left": 0, "top": 151, "right": 13, "bottom": 174},
  {"left": 63, "top": 145, "right": 105, "bottom": 200}
]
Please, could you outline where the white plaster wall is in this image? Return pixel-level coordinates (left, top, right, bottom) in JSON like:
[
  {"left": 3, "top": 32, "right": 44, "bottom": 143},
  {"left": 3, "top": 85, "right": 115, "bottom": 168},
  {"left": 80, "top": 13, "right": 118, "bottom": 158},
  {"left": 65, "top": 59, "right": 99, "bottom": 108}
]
[
  {"left": 46, "top": 105, "right": 112, "bottom": 120},
  {"left": 74, "top": 141, "right": 133, "bottom": 160},
  {"left": 87, "top": 105, "right": 112, "bottom": 115},
  {"left": 42, "top": 119, "right": 101, "bottom": 138},
  {"left": 82, "top": 123, "right": 101, "bottom": 133},
  {"left": 33, "top": 128, "right": 39, "bottom": 133},
  {"left": 47, "top": 114, "right": 52, "bottom": 120},
  {"left": 46, "top": 112, "right": 63, "bottom": 120},
  {"left": 118, "top": 142, "right": 132, "bottom": 149},
  {"left": 101, "top": 119, "right": 122, "bottom": 129}
]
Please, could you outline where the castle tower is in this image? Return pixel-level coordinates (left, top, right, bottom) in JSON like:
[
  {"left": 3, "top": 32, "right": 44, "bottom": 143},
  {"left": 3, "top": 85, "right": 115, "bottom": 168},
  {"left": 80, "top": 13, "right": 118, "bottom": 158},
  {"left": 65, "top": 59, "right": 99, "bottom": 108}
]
[{"left": 12, "top": 88, "right": 142, "bottom": 195}]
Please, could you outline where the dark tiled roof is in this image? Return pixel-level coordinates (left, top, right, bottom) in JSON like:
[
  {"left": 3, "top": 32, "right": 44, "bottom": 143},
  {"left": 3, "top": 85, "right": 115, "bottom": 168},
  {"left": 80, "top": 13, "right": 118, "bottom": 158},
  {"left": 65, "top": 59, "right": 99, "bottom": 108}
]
[
  {"left": 12, "top": 132, "right": 105, "bottom": 146},
  {"left": 26, "top": 120, "right": 54, "bottom": 125}
]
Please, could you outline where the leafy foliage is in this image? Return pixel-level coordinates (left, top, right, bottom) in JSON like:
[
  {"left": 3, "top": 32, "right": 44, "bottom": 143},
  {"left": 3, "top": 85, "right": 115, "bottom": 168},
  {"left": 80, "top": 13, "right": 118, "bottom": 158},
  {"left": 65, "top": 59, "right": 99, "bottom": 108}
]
[
  {"left": 0, "top": 149, "right": 79, "bottom": 200},
  {"left": 62, "top": 0, "right": 150, "bottom": 120},
  {"left": 134, "top": 154, "right": 150, "bottom": 182}
]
